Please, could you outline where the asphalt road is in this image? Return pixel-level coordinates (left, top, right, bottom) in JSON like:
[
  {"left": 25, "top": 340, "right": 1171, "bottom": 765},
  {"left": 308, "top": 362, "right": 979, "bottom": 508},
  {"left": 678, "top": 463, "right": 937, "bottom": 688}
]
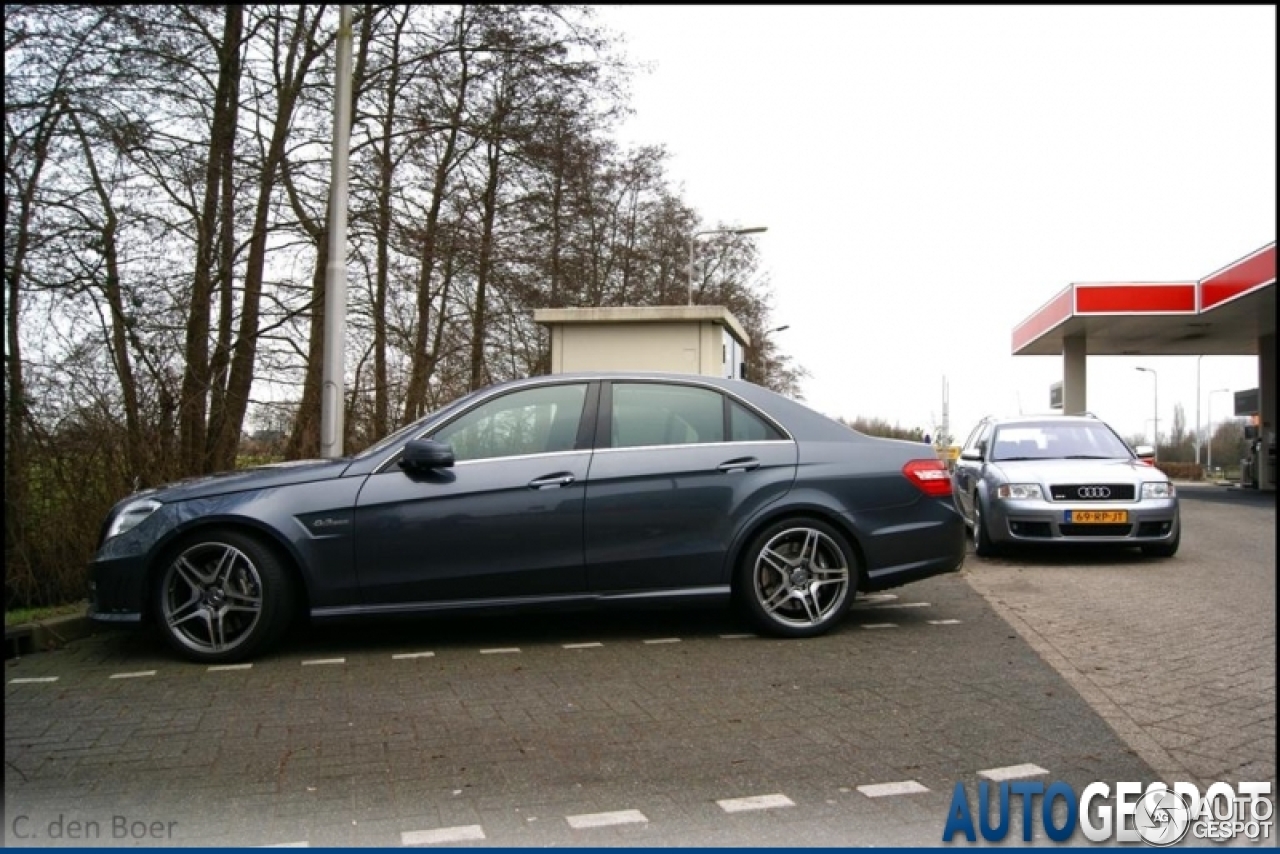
[{"left": 4, "top": 486, "right": 1272, "bottom": 847}]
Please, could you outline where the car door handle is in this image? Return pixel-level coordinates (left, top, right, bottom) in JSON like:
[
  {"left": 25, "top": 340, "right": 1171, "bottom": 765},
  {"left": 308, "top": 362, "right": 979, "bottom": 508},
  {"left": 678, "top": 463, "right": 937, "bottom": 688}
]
[
  {"left": 717, "top": 457, "right": 761, "bottom": 473},
  {"left": 528, "top": 473, "right": 576, "bottom": 489}
]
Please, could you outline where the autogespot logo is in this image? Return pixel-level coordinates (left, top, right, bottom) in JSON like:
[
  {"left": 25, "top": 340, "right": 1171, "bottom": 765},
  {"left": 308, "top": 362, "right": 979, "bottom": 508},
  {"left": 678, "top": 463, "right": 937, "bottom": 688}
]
[
  {"left": 942, "top": 780, "right": 1273, "bottom": 845},
  {"left": 1133, "top": 788, "right": 1191, "bottom": 846}
]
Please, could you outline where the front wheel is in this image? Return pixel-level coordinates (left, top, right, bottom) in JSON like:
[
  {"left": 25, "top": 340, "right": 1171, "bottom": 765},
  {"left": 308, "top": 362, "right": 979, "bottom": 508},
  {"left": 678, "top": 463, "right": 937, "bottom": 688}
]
[
  {"left": 973, "top": 496, "right": 1000, "bottom": 558},
  {"left": 737, "top": 518, "right": 856, "bottom": 638},
  {"left": 153, "top": 530, "right": 294, "bottom": 663}
]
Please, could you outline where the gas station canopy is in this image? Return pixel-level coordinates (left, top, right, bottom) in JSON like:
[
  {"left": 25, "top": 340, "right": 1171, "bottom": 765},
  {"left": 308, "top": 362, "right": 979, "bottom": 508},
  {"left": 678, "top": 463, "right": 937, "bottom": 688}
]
[{"left": 1012, "top": 243, "right": 1275, "bottom": 357}]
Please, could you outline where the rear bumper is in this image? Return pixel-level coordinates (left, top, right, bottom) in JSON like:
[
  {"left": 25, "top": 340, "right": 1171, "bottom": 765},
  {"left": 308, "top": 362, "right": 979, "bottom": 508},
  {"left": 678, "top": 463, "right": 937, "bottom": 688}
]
[{"left": 851, "top": 497, "right": 967, "bottom": 591}]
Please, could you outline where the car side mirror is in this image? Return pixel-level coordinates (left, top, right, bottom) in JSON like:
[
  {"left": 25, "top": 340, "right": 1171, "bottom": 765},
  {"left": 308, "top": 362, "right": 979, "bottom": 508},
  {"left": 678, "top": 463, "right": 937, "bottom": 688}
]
[
  {"left": 1134, "top": 444, "right": 1156, "bottom": 461},
  {"left": 399, "top": 439, "right": 455, "bottom": 472},
  {"left": 960, "top": 449, "right": 983, "bottom": 462}
]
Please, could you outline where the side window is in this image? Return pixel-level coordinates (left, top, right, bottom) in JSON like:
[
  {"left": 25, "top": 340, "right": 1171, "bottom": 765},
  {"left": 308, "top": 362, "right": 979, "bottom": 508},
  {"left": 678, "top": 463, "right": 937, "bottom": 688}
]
[
  {"left": 961, "top": 423, "right": 985, "bottom": 456},
  {"left": 963, "top": 422, "right": 993, "bottom": 459},
  {"left": 730, "top": 400, "right": 784, "bottom": 442},
  {"left": 431, "top": 384, "right": 587, "bottom": 462},
  {"left": 611, "top": 383, "right": 726, "bottom": 449}
]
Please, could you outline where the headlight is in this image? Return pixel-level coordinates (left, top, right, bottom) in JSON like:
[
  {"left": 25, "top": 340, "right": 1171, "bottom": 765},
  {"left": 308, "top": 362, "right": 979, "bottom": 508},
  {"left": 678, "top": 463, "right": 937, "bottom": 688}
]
[
  {"left": 105, "top": 498, "right": 162, "bottom": 541},
  {"left": 1141, "top": 482, "right": 1175, "bottom": 499},
  {"left": 996, "top": 483, "right": 1043, "bottom": 500}
]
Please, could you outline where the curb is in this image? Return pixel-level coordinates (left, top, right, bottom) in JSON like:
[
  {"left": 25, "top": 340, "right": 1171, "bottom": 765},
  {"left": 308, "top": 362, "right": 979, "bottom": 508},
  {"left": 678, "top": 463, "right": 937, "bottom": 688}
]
[{"left": 5, "top": 612, "right": 95, "bottom": 659}]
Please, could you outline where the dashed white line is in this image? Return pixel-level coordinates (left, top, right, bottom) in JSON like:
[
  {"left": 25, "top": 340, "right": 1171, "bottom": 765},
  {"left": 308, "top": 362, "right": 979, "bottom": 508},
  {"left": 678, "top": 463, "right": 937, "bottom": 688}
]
[
  {"left": 8, "top": 677, "right": 58, "bottom": 684},
  {"left": 857, "top": 780, "right": 930, "bottom": 797},
  {"left": 208, "top": 663, "right": 252, "bottom": 671},
  {"left": 928, "top": 619, "right": 962, "bottom": 625},
  {"left": 861, "top": 623, "right": 898, "bottom": 630},
  {"left": 402, "top": 825, "right": 486, "bottom": 846},
  {"left": 565, "top": 809, "right": 648, "bottom": 829},
  {"left": 301, "top": 658, "right": 345, "bottom": 666},
  {"left": 392, "top": 651, "right": 435, "bottom": 660},
  {"left": 860, "top": 593, "right": 899, "bottom": 602},
  {"left": 643, "top": 638, "right": 681, "bottom": 645},
  {"left": 562, "top": 642, "right": 603, "bottom": 649},
  {"left": 480, "top": 648, "right": 521, "bottom": 655},
  {"left": 979, "top": 763, "right": 1049, "bottom": 781},
  {"left": 717, "top": 793, "right": 795, "bottom": 813},
  {"left": 260, "top": 842, "right": 309, "bottom": 848},
  {"left": 109, "top": 670, "right": 156, "bottom": 679}
]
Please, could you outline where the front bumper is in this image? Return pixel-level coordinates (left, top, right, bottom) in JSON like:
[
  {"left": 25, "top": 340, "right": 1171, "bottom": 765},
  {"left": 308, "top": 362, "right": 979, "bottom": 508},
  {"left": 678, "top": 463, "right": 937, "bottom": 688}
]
[
  {"left": 986, "top": 497, "right": 1179, "bottom": 545},
  {"left": 87, "top": 553, "right": 149, "bottom": 623}
]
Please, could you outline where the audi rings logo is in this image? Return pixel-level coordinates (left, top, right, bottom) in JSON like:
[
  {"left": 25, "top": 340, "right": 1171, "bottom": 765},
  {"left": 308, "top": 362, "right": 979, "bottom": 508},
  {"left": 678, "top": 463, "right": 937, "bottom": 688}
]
[{"left": 1076, "top": 486, "right": 1112, "bottom": 499}]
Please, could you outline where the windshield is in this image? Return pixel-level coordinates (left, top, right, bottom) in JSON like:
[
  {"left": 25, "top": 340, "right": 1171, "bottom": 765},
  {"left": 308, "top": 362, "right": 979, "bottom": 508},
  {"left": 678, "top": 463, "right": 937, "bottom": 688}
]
[
  {"left": 350, "top": 389, "right": 485, "bottom": 461},
  {"left": 990, "top": 421, "right": 1133, "bottom": 462}
]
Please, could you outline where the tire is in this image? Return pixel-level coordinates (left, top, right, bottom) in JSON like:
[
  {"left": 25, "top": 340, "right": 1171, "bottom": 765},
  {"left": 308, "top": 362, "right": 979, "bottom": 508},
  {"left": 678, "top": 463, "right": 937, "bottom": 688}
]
[
  {"left": 1140, "top": 525, "right": 1180, "bottom": 558},
  {"left": 737, "top": 517, "right": 856, "bottom": 638},
  {"left": 152, "top": 529, "right": 294, "bottom": 663},
  {"left": 973, "top": 495, "right": 1000, "bottom": 558}
]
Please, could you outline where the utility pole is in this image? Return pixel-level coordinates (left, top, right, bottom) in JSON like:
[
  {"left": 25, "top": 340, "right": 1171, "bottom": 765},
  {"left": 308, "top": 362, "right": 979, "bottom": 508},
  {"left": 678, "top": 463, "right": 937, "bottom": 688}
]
[{"left": 320, "top": 5, "right": 353, "bottom": 458}]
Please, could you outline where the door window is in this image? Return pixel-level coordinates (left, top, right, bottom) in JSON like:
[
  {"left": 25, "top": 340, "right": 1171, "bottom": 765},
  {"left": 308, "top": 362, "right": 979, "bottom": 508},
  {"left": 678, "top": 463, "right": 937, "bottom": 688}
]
[
  {"left": 610, "top": 383, "right": 726, "bottom": 448},
  {"left": 431, "top": 384, "right": 588, "bottom": 462}
]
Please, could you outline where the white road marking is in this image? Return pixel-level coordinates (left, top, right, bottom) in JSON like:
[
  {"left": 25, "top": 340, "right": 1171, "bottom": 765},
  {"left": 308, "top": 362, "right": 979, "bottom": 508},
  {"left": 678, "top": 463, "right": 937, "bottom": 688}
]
[
  {"left": 109, "top": 670, "right": 156, "bottom": 679},
  {"left": 979, "top": 763, "right": 1049, "bottom": 781},
  {"left": 717, "top": 793, "right": 795, "bottom": 813},
  {"left": 301, "top": 658, "right": 345, "bottom": 666},
  {"left": 208, "top": 663, "right": 252, "bottom": 671},
  {"left": 261, "top": 842, "right": 309, "bottom": 848},
  {"left": 565, "top": 809, "right": 648, "bottom": 829},
  {"left": 8, "top": 677, "right": 58, "bottom": 684},
  {"left": 392, "top": 651, "right": 435, "bottom": 660},
  {"left": 928, "top": 619, "right": 963, "bottom": 625},
  {"left": 643, "top": 638, "right": 681, "bottom": 644},
  {"left": 562, "top": 642, "right": 603, "bottom": 649},
  {"left": 861, "top": 623, "right": 898, "bottom": 629},
  {"left": 480, "top": 648, "right": 520, "bottom": 655},
  {"left": 402, "top": 825, "right": 485, "bottom": 845},
  {"left": 857, "top": 780, "right": 930, "bottom": 797},
  {"left": 871, "top": 602, "right": 931, "bottom": 609},
  {"left": 719, "top": 633, "right": 756, "bottom": 639},
  {"left": 860, "top": 593, "right": 899, "bottom": 602}
]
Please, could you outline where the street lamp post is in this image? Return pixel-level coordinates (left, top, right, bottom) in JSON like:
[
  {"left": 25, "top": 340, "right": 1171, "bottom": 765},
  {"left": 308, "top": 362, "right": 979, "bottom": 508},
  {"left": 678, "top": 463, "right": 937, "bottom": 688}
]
[
  {"left": 1135, "top": 367, "right": 1158, "bottom": 451},
  {"left": 1207, "top": 387, "right": 1231, "bottom": 475},
  {"left": 1195, "top": 355, "right": 1204, "bottom": 465},
  {"left": 687, "top": 226, "right": 767, "bottom": 306}
]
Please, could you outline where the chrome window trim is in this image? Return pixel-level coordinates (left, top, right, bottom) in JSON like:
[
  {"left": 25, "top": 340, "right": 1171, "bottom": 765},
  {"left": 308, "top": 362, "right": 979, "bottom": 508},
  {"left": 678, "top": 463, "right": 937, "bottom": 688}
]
[{"left": 592, "top": 439, "right": 796, "bottom": 455}]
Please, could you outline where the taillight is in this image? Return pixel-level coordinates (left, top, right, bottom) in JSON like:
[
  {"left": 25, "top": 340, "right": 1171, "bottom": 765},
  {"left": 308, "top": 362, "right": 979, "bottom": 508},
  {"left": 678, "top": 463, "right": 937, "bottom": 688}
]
[{"left": 903, "top": 459, "right": 952, "bottom": 497}]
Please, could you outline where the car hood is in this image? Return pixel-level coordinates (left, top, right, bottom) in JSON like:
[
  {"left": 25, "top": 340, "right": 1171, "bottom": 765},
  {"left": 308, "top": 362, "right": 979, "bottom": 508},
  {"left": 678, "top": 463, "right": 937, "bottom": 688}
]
[
  {"left": 991, "top": 458, "right": 1168, "bottom": 484},
  {"left": 141, "top": 458, "right": 353, "bottom": 504}
]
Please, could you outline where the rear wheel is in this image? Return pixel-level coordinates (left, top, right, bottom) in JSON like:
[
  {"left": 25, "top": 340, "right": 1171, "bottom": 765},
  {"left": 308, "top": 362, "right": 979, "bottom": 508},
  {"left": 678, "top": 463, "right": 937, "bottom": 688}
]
[
  {"left": 153, "top": 530, "right": 294, "bottom": 663},
  {"left": 738, "top": 518, "right": 856, "bottom": 638}
]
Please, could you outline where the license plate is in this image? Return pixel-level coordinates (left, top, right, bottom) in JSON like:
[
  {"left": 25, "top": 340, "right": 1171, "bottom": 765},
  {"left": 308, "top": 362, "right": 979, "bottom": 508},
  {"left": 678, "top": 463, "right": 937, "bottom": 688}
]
[{"left": 1066, "top": 510, "right": 1129, "bottom": 524}]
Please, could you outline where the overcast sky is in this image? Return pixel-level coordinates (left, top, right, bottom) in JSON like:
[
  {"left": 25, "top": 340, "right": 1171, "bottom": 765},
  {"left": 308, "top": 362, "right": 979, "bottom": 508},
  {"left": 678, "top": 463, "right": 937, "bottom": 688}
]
[{"left": 596, "top": 5, "right": 1276, "bottom": 445}]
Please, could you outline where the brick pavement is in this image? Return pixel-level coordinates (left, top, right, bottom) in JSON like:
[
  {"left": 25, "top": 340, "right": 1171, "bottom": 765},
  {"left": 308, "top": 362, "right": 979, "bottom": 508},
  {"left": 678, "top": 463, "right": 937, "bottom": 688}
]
[
  {"left": 6, "top": 574, "right": 1155, "bottom": 847},
  {"left": 963, "top": 484, "right": 1276, "bottom": 794}
]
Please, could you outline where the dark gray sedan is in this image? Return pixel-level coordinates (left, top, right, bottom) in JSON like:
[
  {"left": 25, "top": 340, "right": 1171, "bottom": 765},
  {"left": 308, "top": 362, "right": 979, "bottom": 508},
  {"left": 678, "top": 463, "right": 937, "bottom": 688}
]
[{"left": 90, "top": 373, "right": 965, "bottom": 662}]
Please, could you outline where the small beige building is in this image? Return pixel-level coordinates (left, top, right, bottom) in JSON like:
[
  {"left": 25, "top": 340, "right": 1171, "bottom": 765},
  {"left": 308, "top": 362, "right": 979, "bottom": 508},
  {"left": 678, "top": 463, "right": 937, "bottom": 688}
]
[{"left": 533, "top": 306, "right": 752, "bottom": 380}]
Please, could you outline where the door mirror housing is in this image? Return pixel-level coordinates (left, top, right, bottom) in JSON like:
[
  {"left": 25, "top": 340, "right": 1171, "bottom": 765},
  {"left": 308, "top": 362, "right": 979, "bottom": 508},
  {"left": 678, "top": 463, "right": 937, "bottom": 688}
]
[
  {"left": 1134, "top": 444, "right": 1156, "bottom": 461},
  {"left": 399, "top": 439, "right": 455, "bottom": 472},
  {"left": 960, "top": 449, "right": 983, "bottom": 462}
]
